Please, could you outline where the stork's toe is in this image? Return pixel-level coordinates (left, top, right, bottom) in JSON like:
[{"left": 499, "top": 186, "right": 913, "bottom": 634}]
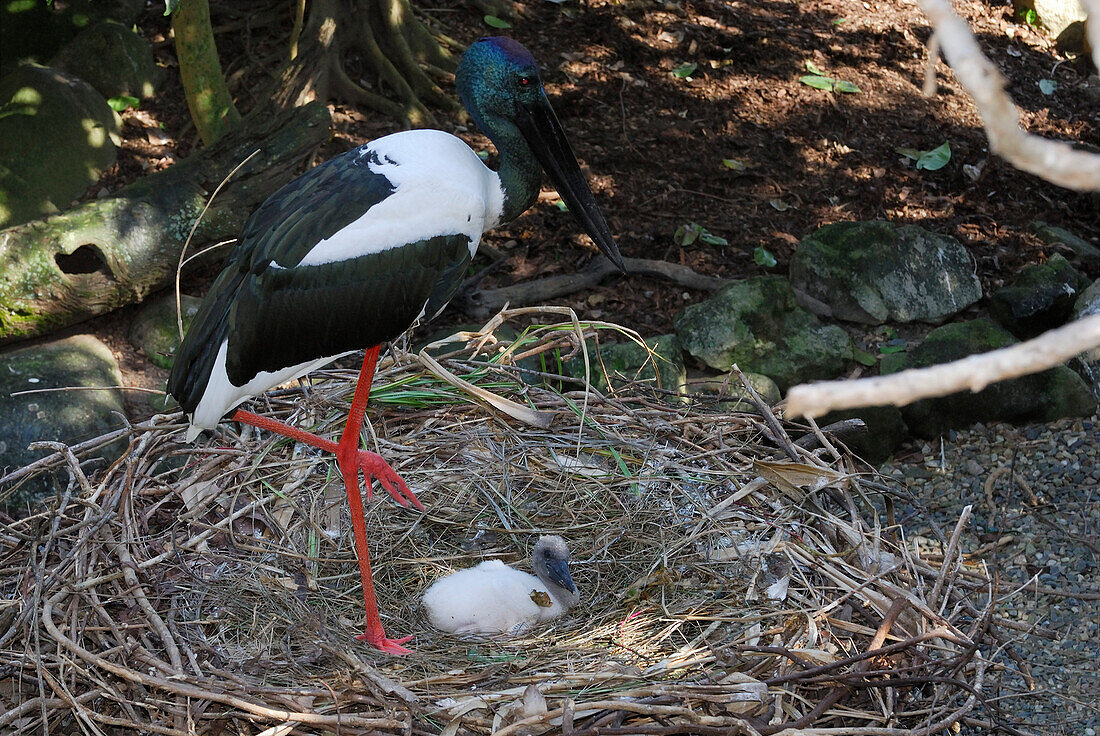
[
  {"left": 358, "top": 451, "right": 424, "bottom": 510},
  {"left": 356, "top": 630, "right": 415, "bottom": 655}
]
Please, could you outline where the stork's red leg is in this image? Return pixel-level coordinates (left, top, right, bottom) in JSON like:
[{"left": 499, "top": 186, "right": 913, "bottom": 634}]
[{"left": 229, "top": 345, "right": 421, "bottom": 655}]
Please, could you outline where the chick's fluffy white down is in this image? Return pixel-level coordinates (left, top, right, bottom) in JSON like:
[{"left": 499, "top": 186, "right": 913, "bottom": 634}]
[{"left": 422, "top": 560, "right": 566, "bottom": 636}]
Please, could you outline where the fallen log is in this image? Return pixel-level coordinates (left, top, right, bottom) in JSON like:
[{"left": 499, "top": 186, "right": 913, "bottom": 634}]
[{"left": 0, "top": 101, "right": 330, "bottom": 345}]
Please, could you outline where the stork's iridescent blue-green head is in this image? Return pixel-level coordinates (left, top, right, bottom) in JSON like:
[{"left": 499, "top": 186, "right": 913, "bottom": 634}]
[{"left": 457, "top": 37, "right": 625, "bottom": 271}]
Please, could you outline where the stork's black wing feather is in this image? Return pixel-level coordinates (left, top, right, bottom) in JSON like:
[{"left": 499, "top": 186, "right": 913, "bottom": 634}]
[
  {"left": 238, "top": 147, "right": 397, "bottom": 271},
  {"left": 167, "top": 144, "right": 467, "bottom": 415},
  {"left": 226, "top": 234, "right": 471, "bottom": 384}
]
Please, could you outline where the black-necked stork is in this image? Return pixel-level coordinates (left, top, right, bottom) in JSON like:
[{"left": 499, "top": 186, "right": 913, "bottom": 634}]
[{"left": 167, "top": 37, "right": 624, "bottom": 655}]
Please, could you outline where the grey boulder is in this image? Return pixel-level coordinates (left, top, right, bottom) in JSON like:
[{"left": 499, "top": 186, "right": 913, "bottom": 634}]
[
  {"left": 989, "top": 254, "right": 1089, "bottom": 339},
  {"left": 0, "top": 63, "right": 121, "bottom": 228},
  {"left": 1070, "top": 279, "right": 1100, "bottom": 398},
  {"left": 1033, "top": 222, "right": 1100, "bottom": 269},
  {"left": 562, "top": 334, "right": 686, "bottom": 396},
  {"left": 883, "top": 318, "right": 1095, "bottom": 438},
  {"left": 0, "top": 335, "right": 127, "bottom": 510},
  {"left": 130, "top": 293, "right": 203, "bottom": 370},
  {"left": 674, "top": 275, "right": 853, "bottom": 391},
  {"left": 52, "top": 19, "right": 162, "bottom": 100},
  {"left": 790, "top": 220, "right": 982, "bottom": 325}
]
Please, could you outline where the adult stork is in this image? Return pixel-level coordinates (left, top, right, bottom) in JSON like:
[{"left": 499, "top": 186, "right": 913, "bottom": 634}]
[{"left": 167, "top": 37, "right": 624, "bottom": 655}]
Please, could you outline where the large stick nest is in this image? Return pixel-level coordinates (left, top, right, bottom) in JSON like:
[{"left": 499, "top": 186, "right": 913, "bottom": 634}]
[{"left": 1, "top": 311, "right": 1019, "bottom": 735}]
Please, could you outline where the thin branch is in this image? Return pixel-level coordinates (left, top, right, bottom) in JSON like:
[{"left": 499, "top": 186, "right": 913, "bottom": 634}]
[
  {"left": 787, "top": 314, "right": 1100, "bottom": 418},
  {"left": 919, "top": 0, "right": 1100, "bottom": 191},
  {"left": 462, "top": 256, "right": 726, "bottom": 317}
]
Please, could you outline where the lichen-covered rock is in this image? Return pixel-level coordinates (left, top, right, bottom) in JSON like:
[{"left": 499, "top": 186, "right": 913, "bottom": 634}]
[
  {"left": 52, "top": 20, "right": 162, "bottom": 100},
  {"left": 0, "top": 335, "right": 127, "bottom": 511},
  {"left": 130, "top": 293, "right": 203, "bottom": 369},
  {"left": 988, "top": 254, "right": 1089, "bottom": 339},
  {"left": 0, "top": 63, "right": 121, "bottom": 228},
  {"left": 1074, "top": 279, "right": 1100, "bottom": 320},
  {"left": 562, "top": 334, "right": 686, "bottom": 396},
  {"left": 883, "top": 318, "right": 1095, "bottom": 437},
  {"left": 673, "top": 276, "right": 853, "bottom": 391},
  {"left": 1034, "top": 222, "right": 1100, "bottom": 269},
  {"left": 789, "top": 220, "right": 982, "bottom": 325},
  {"left": 1, "top": 0, "right": 143, "bottom": 67}
]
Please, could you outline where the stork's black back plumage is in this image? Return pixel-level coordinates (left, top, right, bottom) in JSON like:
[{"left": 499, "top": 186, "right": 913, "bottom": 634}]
[{"left": 226, "top": 233, "right": 470, "bottom": 382}]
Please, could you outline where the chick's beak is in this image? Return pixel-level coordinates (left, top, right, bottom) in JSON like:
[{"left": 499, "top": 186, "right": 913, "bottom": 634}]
[{"left": 546, "top": 557, "right": 577, "bottom": 594}]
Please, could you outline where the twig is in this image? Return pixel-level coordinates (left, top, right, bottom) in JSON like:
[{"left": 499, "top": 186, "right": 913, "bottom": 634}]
[
  {"left": 731, "top": 366, "right": 800, "bottom": 461},
  {"left": 41, "top": 592, "right": 406, "bottom": 730},
  {"left": 174, "top": 150, "right": 261, "bottom": 339},
  {"left": 919, "top": 0, "right": 1100, "bottom": 191},
  {"left": 461, "top": 256, "right": 726, "bottom": 317},
  {"left": 929, "top": 505, "right": 971, "bottom": 611},
  {"left": 786, "top": 314, "right": 1100, "bottom": 418}
]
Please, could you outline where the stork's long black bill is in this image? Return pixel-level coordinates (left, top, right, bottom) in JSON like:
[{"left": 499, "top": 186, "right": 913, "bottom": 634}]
[
  {"left": 518, "top": 92, "right": 626, "bottom": 273},
  {"left": 546, "top": 557, "right": 577, "bottom": 594}
]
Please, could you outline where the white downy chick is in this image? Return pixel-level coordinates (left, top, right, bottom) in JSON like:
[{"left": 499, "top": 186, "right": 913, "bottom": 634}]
[{"left": 422, "top": 535, "right": 579, "bottom": 636}]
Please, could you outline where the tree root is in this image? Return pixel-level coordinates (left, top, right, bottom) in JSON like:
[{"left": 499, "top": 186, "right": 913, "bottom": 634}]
[
  {"left": 273, "top": 0, "right": 469, "bottom": 125},
  {"left": 458, "top": 257, "right": 728, "bottom": 319}
]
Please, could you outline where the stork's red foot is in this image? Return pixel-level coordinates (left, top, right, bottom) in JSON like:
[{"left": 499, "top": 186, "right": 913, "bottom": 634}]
[
  {"left": 356, "top": 629, "right": 415, "bottom": 655},
  {"left": 335, "top": 446, "right": 423, "bottom": 510}
]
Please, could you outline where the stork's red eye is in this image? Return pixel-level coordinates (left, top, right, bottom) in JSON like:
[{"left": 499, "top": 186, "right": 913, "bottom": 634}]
[{"left": 518, "top": 76, "right": 531, "bottom": 86}]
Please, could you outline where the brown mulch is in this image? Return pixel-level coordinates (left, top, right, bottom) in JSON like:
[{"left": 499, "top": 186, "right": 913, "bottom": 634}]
[{"left": 86, "top": 0, "right": 1098, "bottom": 420}]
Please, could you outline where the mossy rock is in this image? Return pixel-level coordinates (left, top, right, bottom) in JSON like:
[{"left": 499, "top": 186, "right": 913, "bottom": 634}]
[
  {"left": 882, "top": 318, "right": 1095, "bottom": 437},
  {"left": 988, "top": 254, "right": 1089, "bottom": 339},
  {"left": 52, "top": 19, "right": 162, "bottom": 100},
  {"left": 1, "top": 0, "right": 143, "bottom": 67},
  {"left": 0, "top": 335, "right": 127, "bottom": 511},
  {"left": 0, "top": 63, "right": 120, "bottom": 228},
  {"left": 685, "top": 372, "right": 781, "bottom": 414},
  {"left": 562, "top": 334, "right": 686, "bottom": 396},
  {"left": 789, "top": 220, "right": 982, "bottom": 324},
  {"left": 674, "top": 275, "right": 853, "bottom": 391},
  {"left": 1033, "top": 221, "right": 1100, "bottom": 268},
  {"left": 1070, "top": 280, "right": 1100, "bottom": 396},
  {"left": 130, "top": 293, "right": 203, "bottom": 369}
]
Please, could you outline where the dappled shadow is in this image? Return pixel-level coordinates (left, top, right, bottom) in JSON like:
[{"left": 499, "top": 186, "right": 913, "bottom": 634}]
[{"left": 430, "top": 0, "right": 1098, "bottom": 335}]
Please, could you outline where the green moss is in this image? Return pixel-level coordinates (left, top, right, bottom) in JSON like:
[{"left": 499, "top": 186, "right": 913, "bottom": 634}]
[
  {"left": 894, "top": 318, "right": 1096, "bottom": 436},
  {"left": 675, "top": 276, "right": 853, "bottom": 389},
  {"left": 907, "top": 319, "right": 1016, "bottom": 368}
]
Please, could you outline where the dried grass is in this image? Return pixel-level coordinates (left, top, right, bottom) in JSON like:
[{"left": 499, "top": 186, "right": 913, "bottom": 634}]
[{"left": 0, "top": 310, "right": 1024, "bottom": 735}]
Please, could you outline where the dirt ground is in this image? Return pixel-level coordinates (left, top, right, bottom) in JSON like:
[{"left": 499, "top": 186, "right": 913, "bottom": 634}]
[{"left": 84, "top": 0, "right": 1098, "bottom": 416}]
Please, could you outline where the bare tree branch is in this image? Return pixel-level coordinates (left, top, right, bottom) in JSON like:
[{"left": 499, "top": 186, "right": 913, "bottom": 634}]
[
  {"left": 787, "top": 315, "right": 1100, "bottom": 419},
  {"left": 920, "top": 0, "right": 1100, "bottom": 191}
]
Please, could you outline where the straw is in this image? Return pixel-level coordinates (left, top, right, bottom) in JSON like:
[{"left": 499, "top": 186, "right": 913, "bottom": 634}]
[{"left": 0, "top": 308, "right": 1020, "bottom": 736}]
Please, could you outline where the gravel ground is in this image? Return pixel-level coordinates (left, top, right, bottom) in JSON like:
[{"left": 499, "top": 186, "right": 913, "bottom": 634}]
[{"left": 880, "top": 413, "right": 1099, "bottom": 735}]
